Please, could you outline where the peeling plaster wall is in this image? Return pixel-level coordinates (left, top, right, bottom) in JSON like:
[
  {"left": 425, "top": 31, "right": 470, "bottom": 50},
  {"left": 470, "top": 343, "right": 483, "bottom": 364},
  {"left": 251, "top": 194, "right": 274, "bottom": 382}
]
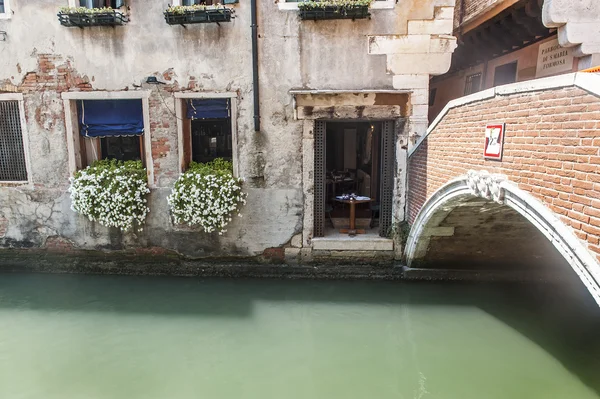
[{"left": 0, "top": 0, "right": 451, "bottom": 257}]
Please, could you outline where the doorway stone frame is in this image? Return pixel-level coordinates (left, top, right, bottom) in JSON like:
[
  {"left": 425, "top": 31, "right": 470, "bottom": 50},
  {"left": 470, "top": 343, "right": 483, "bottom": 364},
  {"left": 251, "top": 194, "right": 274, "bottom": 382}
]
[{"left": 290, "top": 90, "right": 411, "bottom": 250}]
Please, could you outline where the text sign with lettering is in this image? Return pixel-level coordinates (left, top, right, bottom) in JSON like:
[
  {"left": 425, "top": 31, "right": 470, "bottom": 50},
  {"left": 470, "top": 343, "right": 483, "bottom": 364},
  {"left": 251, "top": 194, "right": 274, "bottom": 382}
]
[
  {"left": 484, "top": 123, "right": 505, "bottom": 160},
  {"left": 536, "top": 39, "right": 574, "bottom": 78}
]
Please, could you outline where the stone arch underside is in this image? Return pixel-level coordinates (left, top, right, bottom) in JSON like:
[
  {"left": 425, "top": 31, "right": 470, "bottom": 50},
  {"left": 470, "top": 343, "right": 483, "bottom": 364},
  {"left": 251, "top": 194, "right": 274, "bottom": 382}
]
[{"left": 405, "top": 172, "right": 600, "bottom": 306}]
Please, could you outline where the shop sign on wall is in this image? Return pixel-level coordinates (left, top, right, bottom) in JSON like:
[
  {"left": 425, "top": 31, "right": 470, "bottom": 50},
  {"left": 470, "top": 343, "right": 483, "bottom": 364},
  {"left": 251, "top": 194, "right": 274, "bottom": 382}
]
[
  {"left": 536, "top": 39, "right": 574, "bottom": 78},
  {"left": 484, "top": 123, "right": 505, "bottom": 160}
]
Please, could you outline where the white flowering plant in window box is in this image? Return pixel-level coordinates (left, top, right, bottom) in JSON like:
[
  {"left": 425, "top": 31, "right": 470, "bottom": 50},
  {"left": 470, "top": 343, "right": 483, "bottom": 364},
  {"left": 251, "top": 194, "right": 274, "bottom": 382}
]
[
  {"left": 69, "top": 159, "right": 150, "bottom": 232},
  {"left": 167, "top": 159, "right": 246, "bottom": 235}
]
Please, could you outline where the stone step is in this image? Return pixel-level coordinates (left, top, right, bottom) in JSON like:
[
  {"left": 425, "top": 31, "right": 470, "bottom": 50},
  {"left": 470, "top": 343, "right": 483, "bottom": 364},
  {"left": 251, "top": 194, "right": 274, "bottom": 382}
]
[{"left": 312, "top": 236, "right": 394, "bottom": 251}]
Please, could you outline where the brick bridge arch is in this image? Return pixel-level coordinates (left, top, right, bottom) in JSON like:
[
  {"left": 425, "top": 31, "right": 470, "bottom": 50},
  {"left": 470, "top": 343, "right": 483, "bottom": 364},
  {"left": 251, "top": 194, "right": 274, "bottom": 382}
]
[
  {"left": 406, "top": 72, "right": 600, "bottom": 304},
  {"left": 405, "top": 172, "right": 600, "bottom": 305}
]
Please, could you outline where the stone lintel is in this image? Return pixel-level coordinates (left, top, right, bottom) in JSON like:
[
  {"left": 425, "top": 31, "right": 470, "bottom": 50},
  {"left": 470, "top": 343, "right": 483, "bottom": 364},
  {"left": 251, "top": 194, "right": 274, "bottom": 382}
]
[{"left": 296, "top": 105, "right": 406, "bottom": 120}]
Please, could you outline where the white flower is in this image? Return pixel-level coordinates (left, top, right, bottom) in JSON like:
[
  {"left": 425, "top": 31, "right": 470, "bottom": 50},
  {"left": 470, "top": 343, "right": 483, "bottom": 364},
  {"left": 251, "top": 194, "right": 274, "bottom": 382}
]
[
  {"left": 167, "top": 161, "right": 246, "bottom": 234},
  {"left": 69, "top": 161, "right": 150, "bottom": 232}
]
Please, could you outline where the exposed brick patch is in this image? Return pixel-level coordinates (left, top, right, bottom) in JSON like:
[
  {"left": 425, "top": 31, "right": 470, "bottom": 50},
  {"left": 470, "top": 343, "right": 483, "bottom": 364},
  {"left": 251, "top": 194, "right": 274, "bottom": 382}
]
[
  {"left": 148, "top": 89, "right": 178, "bottom": 186},
  {"left": 152, "top": 137, "right": 171, "bottom": 160},
  {"left": 409, "top": 86, "right": 600, "bottom": 257},
  {"left": 45, "top": 236, "right": 74, "bottom": 252},
  {"left": 134, "top": 246, "right": 170, "bottom": 256},
  {"left": 262, "top": 247, "right": 285, "bottom": 262},
  {"left": 20, "top": 54, "right": 93, "bottom": 93}
]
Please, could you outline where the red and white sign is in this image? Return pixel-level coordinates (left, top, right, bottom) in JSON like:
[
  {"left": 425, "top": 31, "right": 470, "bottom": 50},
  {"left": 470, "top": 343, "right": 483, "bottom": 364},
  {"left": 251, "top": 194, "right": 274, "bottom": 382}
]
[{"left": 484, "top": 123, "right": 505, "bottom": 160}]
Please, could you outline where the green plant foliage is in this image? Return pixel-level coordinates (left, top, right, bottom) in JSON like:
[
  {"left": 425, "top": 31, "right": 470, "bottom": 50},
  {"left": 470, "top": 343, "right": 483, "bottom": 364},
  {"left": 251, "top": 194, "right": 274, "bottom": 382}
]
[
  {"left": 298, "top": 0, "right": 372, "bottom": 10},
  {"left": 388, "top": 220, "right": 410, "bottom": 242},
  {"left": 69, "top": 159, "right": 150, "bottom": 232},
  {"left": 165, "top": 4, "right": 228, "bottom": 14},
  {"left": 168, "top": 158, "right": 246, "bottom": 234},
  {"left": 59, "top": 6, "right": 117, "bottom": 14}
]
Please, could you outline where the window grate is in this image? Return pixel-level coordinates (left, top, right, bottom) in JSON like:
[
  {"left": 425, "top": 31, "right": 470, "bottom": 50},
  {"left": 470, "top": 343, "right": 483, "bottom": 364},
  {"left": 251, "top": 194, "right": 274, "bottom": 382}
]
[
  {"left": 313, "top": 120, "right": 326, "bottom": 238},
  {"left": 0, "top": 101, "right": 28, "bottom": 182},
  {"left": 379, "top": 120, "right": 395, "bottom": 237},
  {"left": 464, "top": 73, "right": 482, "bottom": 96}
]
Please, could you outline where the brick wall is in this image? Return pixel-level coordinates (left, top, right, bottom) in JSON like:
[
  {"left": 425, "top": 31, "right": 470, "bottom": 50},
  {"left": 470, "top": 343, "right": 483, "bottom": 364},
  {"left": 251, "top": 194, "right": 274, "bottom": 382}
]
[
  {"left": 19, "top": 54, "right": 93, "bottom": 93},
  {"left": 148, "top": 89, "right": 178, "bottom": 187},
  {"left": 408, "top": 86, "right": 600, "bottom": 260}
]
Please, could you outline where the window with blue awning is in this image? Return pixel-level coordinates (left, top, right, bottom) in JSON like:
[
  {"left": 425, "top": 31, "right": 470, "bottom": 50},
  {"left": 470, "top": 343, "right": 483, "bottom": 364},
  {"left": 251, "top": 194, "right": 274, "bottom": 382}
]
[
  {"left": 78, "top": 99, "right": 144, "bottom": 138},
  {"left": 187, "top": 99, "right": 230, "bottom": 120}
]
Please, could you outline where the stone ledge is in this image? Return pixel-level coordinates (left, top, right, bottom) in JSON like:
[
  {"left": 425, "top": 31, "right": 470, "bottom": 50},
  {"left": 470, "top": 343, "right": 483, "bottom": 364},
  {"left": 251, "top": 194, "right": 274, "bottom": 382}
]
[
  {"left": 401, "top": 266, "right": 575, "bottom": 283},
  {"left": 0, "top": 250, "right": 402, "bottom": 280}
]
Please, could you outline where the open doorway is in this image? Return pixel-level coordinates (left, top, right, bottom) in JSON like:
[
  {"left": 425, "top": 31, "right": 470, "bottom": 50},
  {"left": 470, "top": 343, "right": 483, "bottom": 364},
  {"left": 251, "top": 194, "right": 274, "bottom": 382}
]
[{"left": 322, "top": 121, "right": 383, "bottom": 237}]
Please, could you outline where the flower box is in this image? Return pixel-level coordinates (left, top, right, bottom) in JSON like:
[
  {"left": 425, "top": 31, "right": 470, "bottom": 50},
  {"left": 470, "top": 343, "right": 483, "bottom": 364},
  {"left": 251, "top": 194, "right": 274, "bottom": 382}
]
[
  {"left": 164, "top": 8, "right": 233, "bottom": 25},
  {"left": 57, "top": 9, "right": 129, "bottom": 27},
  {"left": 298, "top": 1, "right": 370, "bottom": 20}
]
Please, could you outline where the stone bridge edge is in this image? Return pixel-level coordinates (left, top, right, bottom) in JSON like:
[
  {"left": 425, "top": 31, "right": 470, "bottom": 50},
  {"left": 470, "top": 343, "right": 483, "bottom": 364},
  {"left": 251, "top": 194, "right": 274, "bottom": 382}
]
[{"left": 408, "top": 72, "right": 600, "bottom": 157}]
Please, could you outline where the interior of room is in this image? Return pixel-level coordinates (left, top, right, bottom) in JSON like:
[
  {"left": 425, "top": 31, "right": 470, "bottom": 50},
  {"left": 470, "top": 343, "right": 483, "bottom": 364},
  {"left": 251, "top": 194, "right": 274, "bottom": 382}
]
[{"left": 324, "top": 121, "right": 382, "bottom": 236}]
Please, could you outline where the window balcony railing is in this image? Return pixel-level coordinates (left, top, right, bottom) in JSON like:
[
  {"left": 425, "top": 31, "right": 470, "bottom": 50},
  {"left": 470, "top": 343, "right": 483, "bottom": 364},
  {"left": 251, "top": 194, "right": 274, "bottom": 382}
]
[
  {"left": 164, "top": 5, "right": 233, "bottom": 25},
  {"left": 57, "top": 7, "right": 129, "bottom": 27},
  {"left": 298, "top": 0, "right": 371, "bottom": 20}
]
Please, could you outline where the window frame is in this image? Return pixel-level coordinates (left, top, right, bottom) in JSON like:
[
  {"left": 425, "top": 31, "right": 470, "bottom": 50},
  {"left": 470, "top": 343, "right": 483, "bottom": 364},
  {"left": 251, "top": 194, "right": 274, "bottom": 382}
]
[
  {"left": 277, "top": 0, "right": 394, "bottom": 11},
  {"left": 464, "top": 72, "right": 482, "bottom": 96},
  {"left": 0, "top": 93, "right": 32, "bottom": 186},
  {"left": 0, "top": 0, "right": 11, "bottom": 20},
  {"left": 61, "top": 91, "right": 154, "bottom": 187},
  {"left": 174, "top": 92, "right": 239, "bottom": 177}
]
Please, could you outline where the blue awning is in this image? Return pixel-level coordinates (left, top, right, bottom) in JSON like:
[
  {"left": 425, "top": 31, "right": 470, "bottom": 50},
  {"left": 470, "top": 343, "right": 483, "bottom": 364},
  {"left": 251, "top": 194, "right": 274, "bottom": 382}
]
[
  {"left": 78, "top": 99, "right": 144, "bottom": 138},
  {"left": 187, "top": 99, "right": 230, "bottom": 120}
]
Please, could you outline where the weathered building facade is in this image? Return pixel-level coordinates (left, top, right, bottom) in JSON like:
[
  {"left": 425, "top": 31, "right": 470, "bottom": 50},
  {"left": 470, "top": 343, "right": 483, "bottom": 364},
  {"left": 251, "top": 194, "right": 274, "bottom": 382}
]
[{"left": 0, "top": 0, "right": 456, "bottom": 260}]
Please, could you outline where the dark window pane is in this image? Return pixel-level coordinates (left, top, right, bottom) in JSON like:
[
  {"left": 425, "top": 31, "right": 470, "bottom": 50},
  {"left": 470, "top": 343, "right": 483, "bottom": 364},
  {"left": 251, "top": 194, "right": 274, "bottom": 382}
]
[
  {"left": 79, "top": 0, "right": 122, "bottom": 8},
  {"left": 0, "top": 1, "right": 5, "bottom": 14},
  {"left": 191, "top": 119, "right": 232, "bottom": 164},
  {"left": 183, "top": 0, "right": 214, "bottom": 5},
  {"left": 429, "top": 88, "right": 437, "bottom": 106},
  {"left": 100, "top": 136, "right": 141, "bottom": 162},
  {"left": 493, "top": 62, "right": 517, "bottom": 87}
]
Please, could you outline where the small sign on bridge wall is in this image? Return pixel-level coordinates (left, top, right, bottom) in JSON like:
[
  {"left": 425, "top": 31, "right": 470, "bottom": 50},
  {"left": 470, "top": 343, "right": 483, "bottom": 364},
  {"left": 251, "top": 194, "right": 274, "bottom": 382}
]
[{"left": 484, "top": 123, "right": 505, "bottom": 160}]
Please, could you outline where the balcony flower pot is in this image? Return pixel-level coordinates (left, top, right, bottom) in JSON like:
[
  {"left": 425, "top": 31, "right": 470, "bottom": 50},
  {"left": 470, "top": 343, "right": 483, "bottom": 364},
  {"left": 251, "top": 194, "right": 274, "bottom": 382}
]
[
  {"left": 298, "top": 0, "right": 371, "bottom": 20},
  {"left": 164, "top": 5, "right": 233, "bottom": 25},
  {"left": 57, "top": 7, "right": 128, "bottom": 27}
]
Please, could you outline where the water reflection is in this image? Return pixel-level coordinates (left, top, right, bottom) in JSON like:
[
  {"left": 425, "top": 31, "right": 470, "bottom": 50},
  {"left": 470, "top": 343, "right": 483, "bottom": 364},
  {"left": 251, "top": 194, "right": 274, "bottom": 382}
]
[{"left": 0, "top": 273, "right": 598, "bottom": 399}]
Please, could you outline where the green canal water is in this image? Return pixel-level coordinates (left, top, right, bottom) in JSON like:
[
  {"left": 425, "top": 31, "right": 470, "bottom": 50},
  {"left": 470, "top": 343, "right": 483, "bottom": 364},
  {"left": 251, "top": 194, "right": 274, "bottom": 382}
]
[{"left": 0, "top": 273, "right": 599, "bottom": 399}]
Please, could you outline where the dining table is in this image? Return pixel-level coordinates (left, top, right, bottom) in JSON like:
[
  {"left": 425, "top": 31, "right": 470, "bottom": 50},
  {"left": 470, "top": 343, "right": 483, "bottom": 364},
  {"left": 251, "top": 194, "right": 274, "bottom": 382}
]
[{"left": 334, "top": 196, "right": 371, "bottom": 236}]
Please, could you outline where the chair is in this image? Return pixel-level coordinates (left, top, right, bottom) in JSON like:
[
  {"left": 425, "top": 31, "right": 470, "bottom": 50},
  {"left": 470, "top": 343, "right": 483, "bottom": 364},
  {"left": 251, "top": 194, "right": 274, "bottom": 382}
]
[{"left": 369, "top": 202, "right": 380, "bottom": 229}]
